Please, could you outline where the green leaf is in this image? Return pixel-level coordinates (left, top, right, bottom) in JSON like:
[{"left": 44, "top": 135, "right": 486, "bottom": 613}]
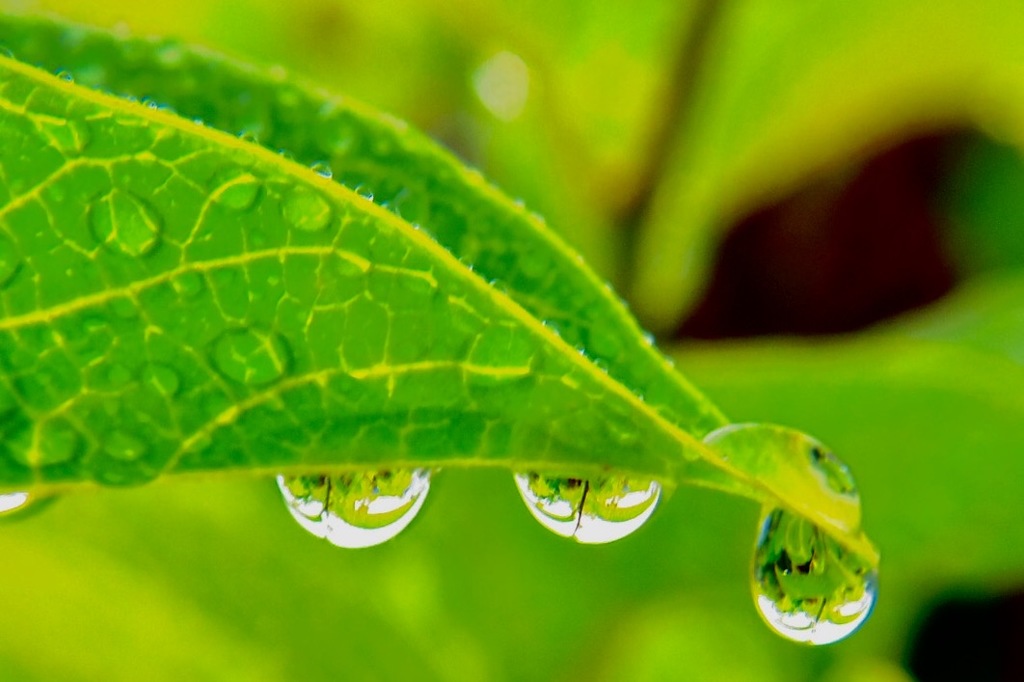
[{"left": 0, "top": 16, "right": 877, "bottom": 564}]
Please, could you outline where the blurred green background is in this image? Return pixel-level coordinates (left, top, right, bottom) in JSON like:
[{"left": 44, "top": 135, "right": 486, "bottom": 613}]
[{"left": 4, "top": 1, "right": 1024, "bottom": 679}]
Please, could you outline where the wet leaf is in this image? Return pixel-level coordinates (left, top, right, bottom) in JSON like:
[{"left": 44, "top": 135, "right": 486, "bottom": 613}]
[{"left": 0, "top": 16, "right": 877, "bottom": 562}]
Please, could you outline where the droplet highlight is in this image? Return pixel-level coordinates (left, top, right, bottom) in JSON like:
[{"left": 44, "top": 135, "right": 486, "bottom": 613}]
[
  {"left": 89, "top": 189, "right": 163, "bottom": 256},
  {"left": 277, "top": 469, "right": 432, "bottom": 548},
  {"left": 0, "top": 491, "right": 30, "bottom": 515},
  {"left": 514, "top": 473, "right": 661, "bottom": 544},
  {"left": 752, "top": 507, "right": 877, "bottom": 645},
  {"left": 212, "top": 328, "right": 290, "bottom": 386}
]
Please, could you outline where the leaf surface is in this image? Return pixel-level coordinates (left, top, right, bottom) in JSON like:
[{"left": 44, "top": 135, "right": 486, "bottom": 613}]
[{"left": 0, "top": 16, "right": 877, "bottom": 562}]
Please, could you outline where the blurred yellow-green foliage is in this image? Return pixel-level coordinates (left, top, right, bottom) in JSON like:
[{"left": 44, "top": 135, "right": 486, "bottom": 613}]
[{"left": 4, "top": 1, "right": 1024, "bottom": 680}]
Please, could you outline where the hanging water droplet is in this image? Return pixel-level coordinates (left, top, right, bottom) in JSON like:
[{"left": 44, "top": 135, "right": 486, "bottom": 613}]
[
  {"left": 211, "top": 327, "right": 291, "bottom": 386},
  {"left": 281, "top": 186, "right": 332, "bottom": 233},
  {"left": 277, "top": 469, "right": 432, "bottom": 548},
  {"left": 0, "top": 491, "right": 30, "bottom": 515},
  {"left": 752, "top": 507, "right": 877, "bottom": 645},
  {"left": 0, "top": 233, "right": 22, "bottom": 287},
  {"left": 88, "top": 189, "right": 163, "bottom": 257},
  {"left": 311, "top": 161, "right": 333, "bottom": 179},
  {"left": 514, "top": 473, "right": 661, "bottom": 544}
]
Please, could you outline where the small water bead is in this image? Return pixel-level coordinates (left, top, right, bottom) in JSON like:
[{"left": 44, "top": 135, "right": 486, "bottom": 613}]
[
  {"left": 172, "top": 271, "right": 205, "bottom": 299},
  {"left": 311, "top": 161, "right": 333, "bottom": 179},
  {"left": 0, "top": 491, "right": 30, "bottom": 515},
  {"left": 753, "top": 507, "right": 877, "bottom": 645},
  {"left": 142, "top": 363, "right": 180, "bottom": 397},
  {"left": 514, "top": 473, "right": 661, "bottom": 544},
  {"left": 89, "top": 189, "right": 164, "bottom": 257},
  {"left": 277, "top": 469, "right": 432, "bottom": 548},
  {"left": 211, "top": 168, "right": 261, "bottom": 212},
  {"left": 281, "top": 186, "right": 332, "bottom": 233},
  {"left": 211, "top": 327, "right": 290, "bottom": 386}
]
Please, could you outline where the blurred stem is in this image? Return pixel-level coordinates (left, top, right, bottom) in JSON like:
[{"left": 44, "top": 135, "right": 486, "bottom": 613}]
[{"left": 618, "top": 0, "right": 722, "bottom": 296}]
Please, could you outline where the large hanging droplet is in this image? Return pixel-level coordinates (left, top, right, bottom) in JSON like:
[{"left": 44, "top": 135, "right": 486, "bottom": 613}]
[
  {"left": 514, "top": 472, "right": 661, "bottom": 544},
  {"left": 752, "top": 506, "right": 878, "bottom": 645},
  {"left": 277, "top": 469, "right": 431, "bottom": 548}
]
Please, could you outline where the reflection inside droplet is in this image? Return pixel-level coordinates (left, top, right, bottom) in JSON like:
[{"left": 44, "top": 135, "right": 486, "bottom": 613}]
[
  {"left": 277, "top": 469, "right": 431, "bottom": 548},
  {"left": 514, "top": 473, "right": 660, "bottom": 544},
  {"left": 752, "top": 507, "right": 877, "bottom": 645}
]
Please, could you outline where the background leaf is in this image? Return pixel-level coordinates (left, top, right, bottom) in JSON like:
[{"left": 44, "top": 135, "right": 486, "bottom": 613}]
[{"left": 631, "top": 0, "right": 1024, "bottom": 331}]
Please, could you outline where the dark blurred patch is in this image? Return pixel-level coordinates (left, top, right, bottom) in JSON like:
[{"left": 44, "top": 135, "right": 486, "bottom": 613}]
[
  {"left": 907, "top": 590, "right": 1024, "bottom": 681},
  {"left": 677, "top": 134, "right": 962, "bottom": 338}
]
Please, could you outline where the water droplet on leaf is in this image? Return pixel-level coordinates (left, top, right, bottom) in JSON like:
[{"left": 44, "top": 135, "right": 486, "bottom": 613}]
[
  {"left": 89, "top": 189, "right": 163, "bottom": 256},
  {"left": 56, "top": 69, "right": 74, "bottom": 82},
  {"left": 212, "top": 328, "right": 290, "bottom": 386},
  {"left": 282, "top": 187, "right": 332, "bottom": 233},
  {"left": 277, "top": 469, "right": 432, "bottom": 548},
  {"left": 211, "top": 168, "right": 261, "bottom": 211},
  {"left": 752, "top": 507, "right": 877, "bottom": 645},
  {"left": 514, "top": 473, "right": 660, "bottom": 543},
  {"left": 311, "top": 161, "right": 333, "bottom": 179},
  {"left": 172, "top": 272, "right": 204, "bottom": 299},
  {"left": 142, "top": 363, "right": 180, "bottom": 397}
]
